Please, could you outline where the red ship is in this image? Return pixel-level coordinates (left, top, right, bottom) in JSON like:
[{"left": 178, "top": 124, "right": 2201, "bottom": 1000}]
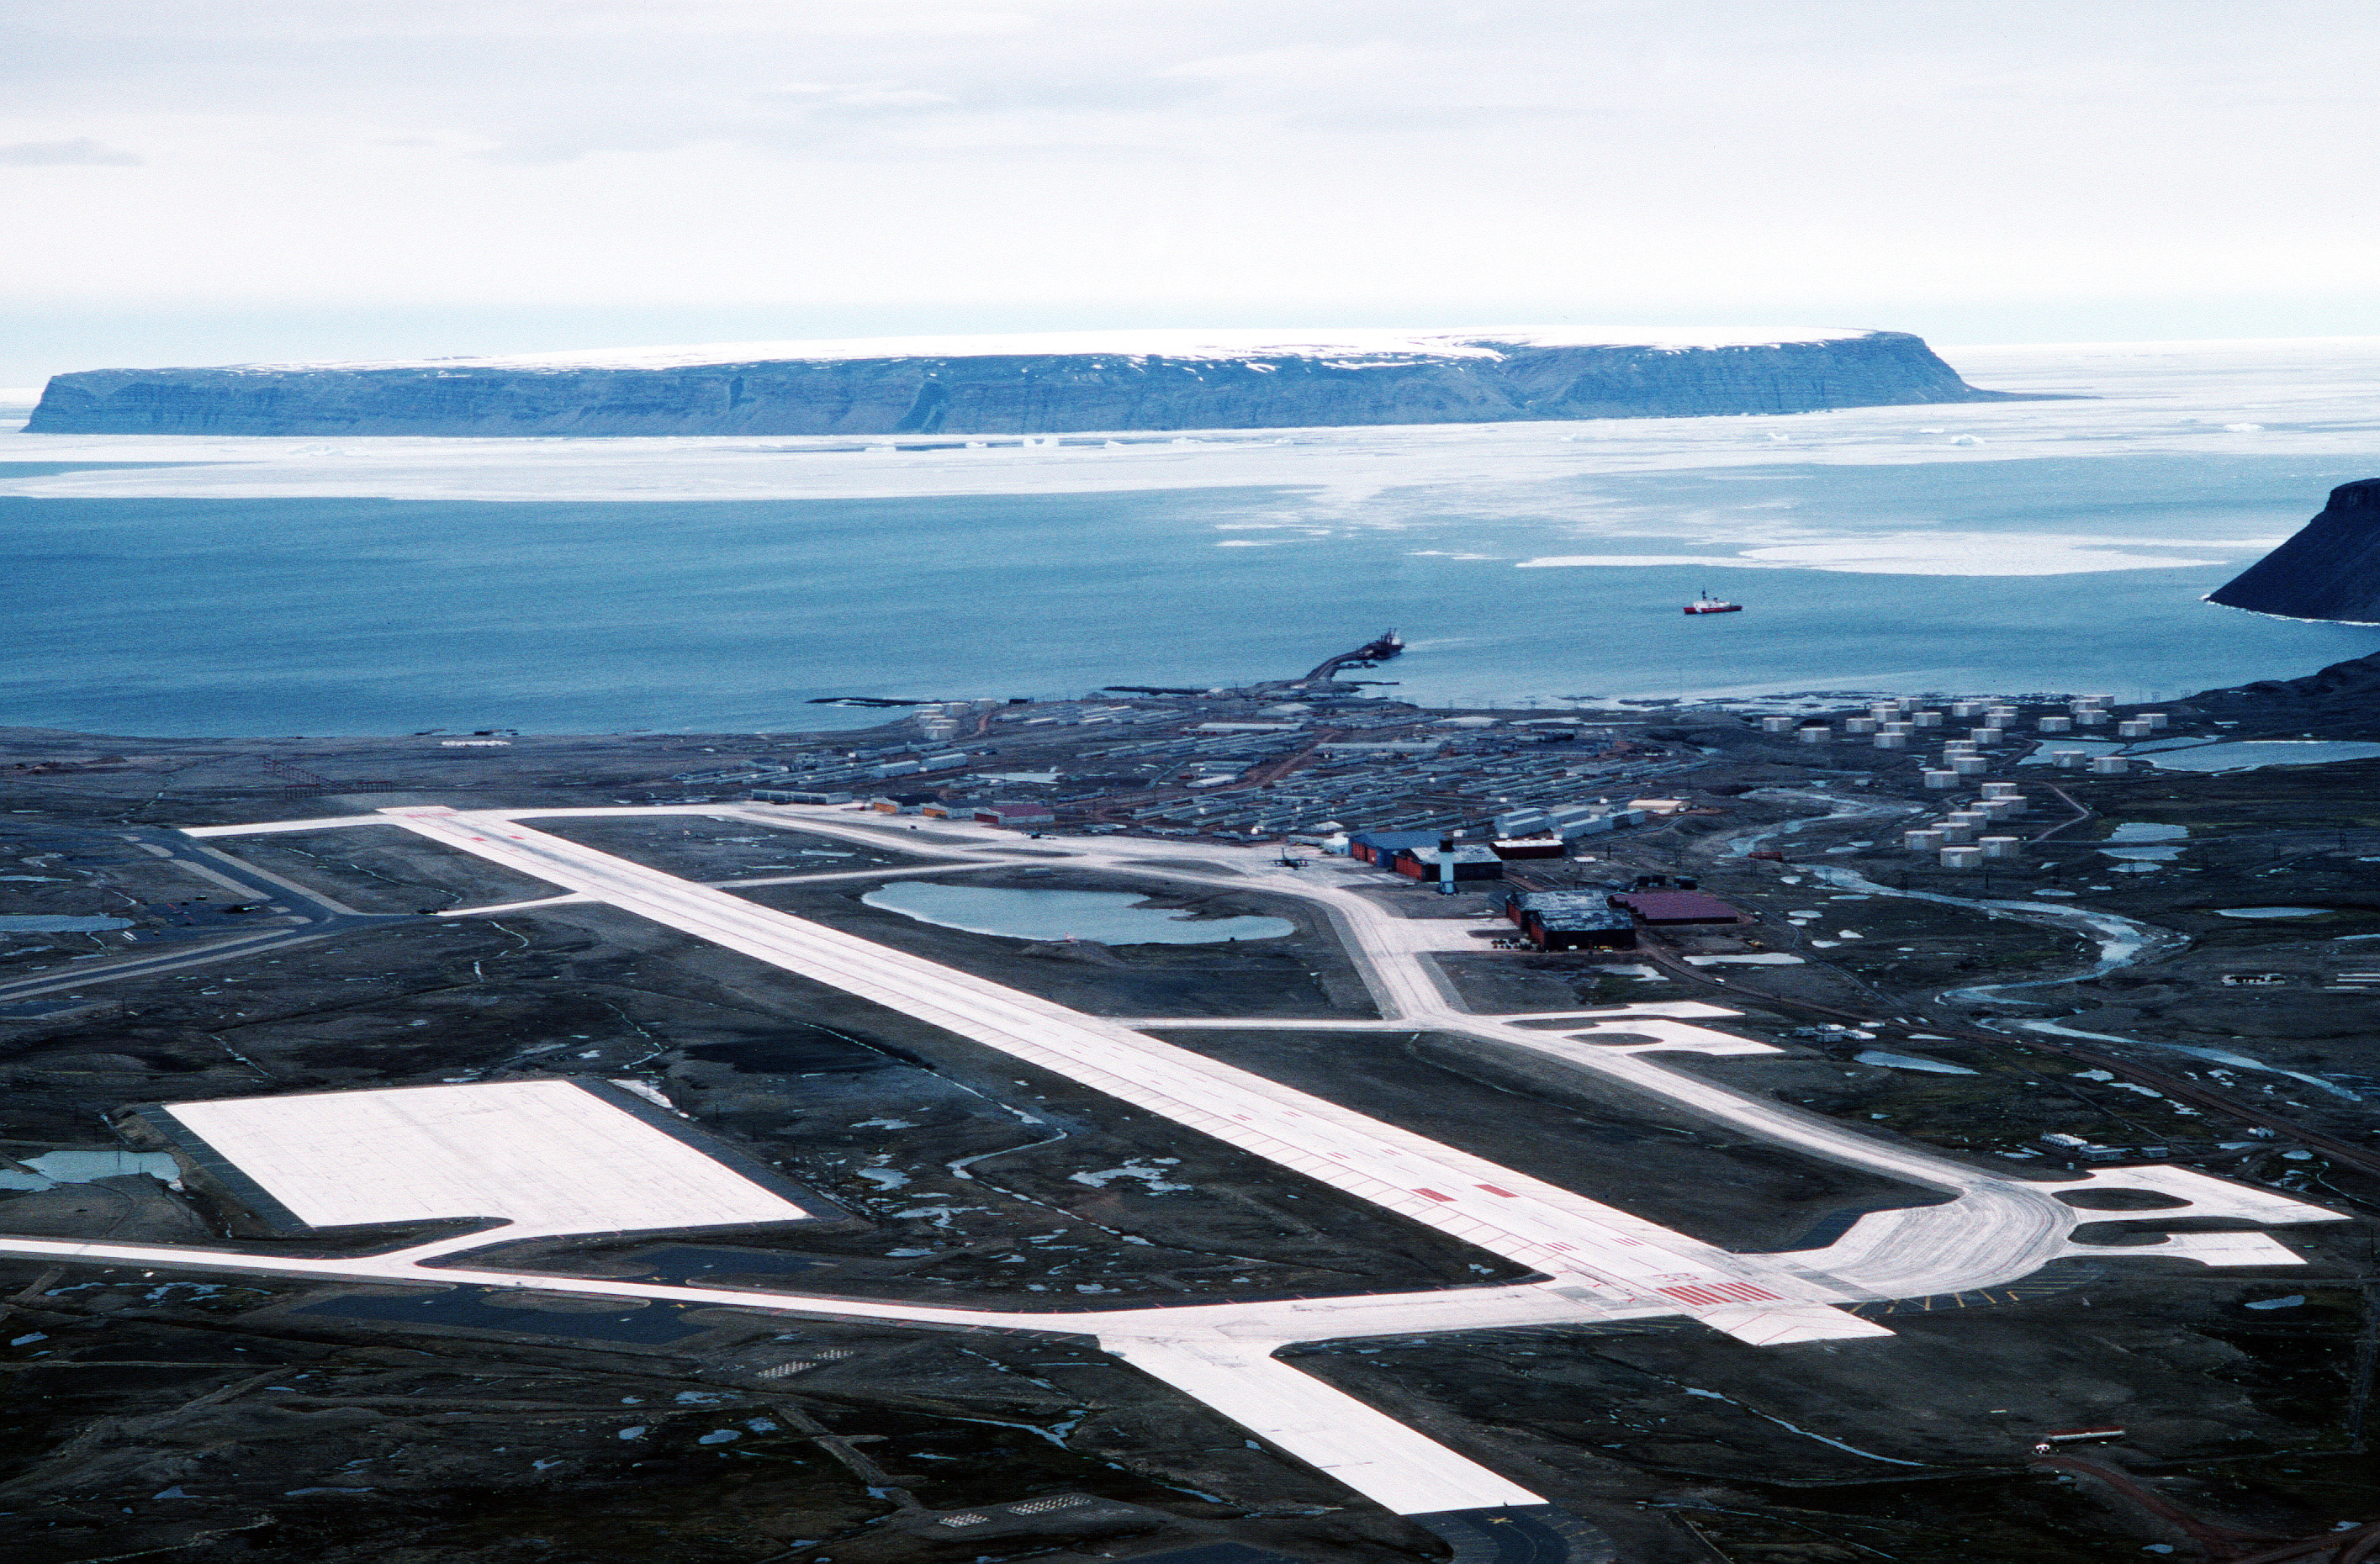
[{"left": 1683, "top": 591, "right": 1743, "bottom": 616}]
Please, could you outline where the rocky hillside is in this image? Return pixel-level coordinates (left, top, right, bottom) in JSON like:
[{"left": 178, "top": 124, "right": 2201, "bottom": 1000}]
[
  {"left": 26, "top": 325, "right": 2023, "bottom": 437},
  {"left": 2207, "top": 478, "right": 2380, "bottom": 625},
  {"left": 2186, "top": 642, "right": 2380, "bottom": 737}
]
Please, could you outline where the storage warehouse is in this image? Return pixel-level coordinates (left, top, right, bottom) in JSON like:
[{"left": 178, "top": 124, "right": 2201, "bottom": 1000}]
[
  {"left": 976, "top": 801, "right": 1058, "bottom": 828},
  {"left": 1502, "top": 890, "right": 1637, "bottom": 951},
  {"left": 1347, "top": 829, "right": 1446, "bottom": 866},
  {"left": 1392, "top": 843, "right": 1505, "bottom": 882}
]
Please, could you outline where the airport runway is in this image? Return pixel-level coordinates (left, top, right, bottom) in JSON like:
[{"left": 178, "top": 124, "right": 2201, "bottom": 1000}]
[
  {"left": 717, "top": 806, "right": 2333, "bottom": 1294},
  {"left": 371, "top": 806, "right": 1896, "bottom": 1344},
  {"left": 0, "top": 801, "right": 2339, "bottom": 1524}
]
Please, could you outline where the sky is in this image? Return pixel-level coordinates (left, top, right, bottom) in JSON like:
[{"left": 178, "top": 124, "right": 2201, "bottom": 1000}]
[{"left": 8, "top": 0, "right": 2380, "bottom": 385}]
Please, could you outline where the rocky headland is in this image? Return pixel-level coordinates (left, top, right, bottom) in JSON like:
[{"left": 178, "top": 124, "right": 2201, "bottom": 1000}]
[
  {"left": 26, "top": 325, "right": 2023, "bottom": 437},
  {"left": 2207, "top": 477, "right": 2380, "bottom": 625},
  {"left": 2187, "top": 642, "right": 2380, "bottom": 737}
]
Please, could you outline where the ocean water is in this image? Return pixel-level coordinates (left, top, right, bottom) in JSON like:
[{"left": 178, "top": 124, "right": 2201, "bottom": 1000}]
[{"left": 6, "top": 338, "right": 2378, "bottom": 736}]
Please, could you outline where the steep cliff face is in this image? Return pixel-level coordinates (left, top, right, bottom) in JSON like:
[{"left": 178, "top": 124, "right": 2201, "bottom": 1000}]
[
  {"left": 26, "top": 326, "right": 2021, "bottom": 437},
  {"left": 2207, "top": 478, "right": 2380, "bottom": 625}
]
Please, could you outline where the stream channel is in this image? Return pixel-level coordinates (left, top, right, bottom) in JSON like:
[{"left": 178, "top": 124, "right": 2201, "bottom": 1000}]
[{"left": 1706, "top": 789, "right": 2356, "bottom": 1099}]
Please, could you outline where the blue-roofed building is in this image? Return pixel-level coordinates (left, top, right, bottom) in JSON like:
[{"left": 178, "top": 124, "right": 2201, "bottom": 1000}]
[{"left": 1347, "top": 829, "right": 1446, "bottom": 866}]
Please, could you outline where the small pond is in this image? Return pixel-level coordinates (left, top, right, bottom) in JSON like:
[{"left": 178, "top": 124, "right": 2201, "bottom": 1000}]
[
  {"left": 1854, "top": 1049, "right": 1978, "bottom": 1075},
  {"left": 2100, "top": 832, "right": 2183, "bottom": 872},
  {"left": 2134, "top": 741, "right": 2380, "bottom": 772},
  {"left": 861, "top": 882, "right": 1295, "bottom": 944},
  {"left": 0, "top": 915, "right": 133, "bottom": 933},
  {"left": 0, "top": 1149, "right": 181, "bottom": 1191},
  {"left": 2018, "top": 739, "right": 2123, "bottom": 764}
]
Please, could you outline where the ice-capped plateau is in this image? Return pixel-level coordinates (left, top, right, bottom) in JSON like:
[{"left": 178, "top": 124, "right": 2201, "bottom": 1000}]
[{"left": 28, "top": 325, "right": 2023, "bottom": 437}]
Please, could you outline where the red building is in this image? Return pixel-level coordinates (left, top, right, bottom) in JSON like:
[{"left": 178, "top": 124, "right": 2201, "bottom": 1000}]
[
  {"left": 1391, "top": 844, "right": 1505, "bottom": 881},
  {"left": 1500, "top": 890, "right": 1637, "bottom": 950}
]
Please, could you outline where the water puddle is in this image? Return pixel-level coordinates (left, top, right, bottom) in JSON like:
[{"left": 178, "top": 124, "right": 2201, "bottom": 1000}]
[
  {"left": 862, "top": 881, "right": 1294, "bottom": 944},
  {"left": 1854, "top": 1049, "right": 1979, "bottom": 1075},
  {"left": 2102, "top": 825, "right": 2187, "bottom": 869},
  {"left": 1722, "top": 788, "right": 2188, "bottom": 1004},
  {"left": 0, "top": 915, "right": 133, "bottom": 933},
  {"left": 0, "top": 1149, "right": 181, "bottom": 1191},
  {"left": 2016, "top": 1017, "right": 2358, "bottom": 1100},
  {"left": 1729, "top": 788, "right": 2356, "bottom": 1102},
  {"left": 1801, "top": 862, "right": 2186, "bottom": 1005},
  {"left": 2019, "top": 739, "right": 2123, "bottom": 764}
]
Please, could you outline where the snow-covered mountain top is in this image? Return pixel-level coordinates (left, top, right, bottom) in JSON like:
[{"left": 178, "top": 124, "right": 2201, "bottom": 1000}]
[{"left": 230, "top": 325, "right": 1883, "bottom": 373}]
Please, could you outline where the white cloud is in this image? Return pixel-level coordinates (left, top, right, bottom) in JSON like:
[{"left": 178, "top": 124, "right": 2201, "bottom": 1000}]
[
  {"left": 8, "top": 1, "right": 2380, "bottom": 362},
  {"left": 759, "top": 82, "right": 959, "bottom": 108},
  {"left": 0, "top": 138, "right": 142, "bottom": 166}
]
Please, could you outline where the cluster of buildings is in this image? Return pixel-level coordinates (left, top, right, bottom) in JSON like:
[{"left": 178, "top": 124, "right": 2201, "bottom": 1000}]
[
  {"left": 1494, "top": 883, "right": 1747, "bottom": 952},
  {"left": 1339, "top": 798, "right": 1675, "bottom": 882},
  {"left": 711, "top": 697, "right": 1690, "bottom": 846},
  {"left": 1764, "top": 694, "right": 2176, "bottom": 873},
  {"left": 1116, "top": 721, "right": 1675, "bottom": 839},
  {"left": 1764, "top": 694, "right": 2166, "bottom": 781},
  {"left": 1901, "top": 780, "right": 2034, "bottom": 870}
]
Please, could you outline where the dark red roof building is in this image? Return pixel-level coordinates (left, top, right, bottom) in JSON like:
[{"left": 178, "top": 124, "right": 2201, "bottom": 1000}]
[
  {"left": 1501, "top": 890, "right": 1636, "bottom": 951},
  {"left": 1609, "top": 889, "right": 1744, "bottom": 925}
]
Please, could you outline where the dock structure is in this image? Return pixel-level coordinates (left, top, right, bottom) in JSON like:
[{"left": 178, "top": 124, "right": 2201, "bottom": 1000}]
[{"left": 1298, "top": 628, "right": 1405, "bottom": 684}]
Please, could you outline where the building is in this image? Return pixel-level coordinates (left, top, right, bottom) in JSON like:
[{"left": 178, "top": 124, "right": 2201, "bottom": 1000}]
[
  {"left": 1347, "top": 829, "right": 1447, "bottom": 866},
  {"left": 1501, "top": 890, "right": 1637, "bottom": 951},
  {"left": 1392, "top": 843, "right": 1505, "bottom": 881},
  {"left": 1609, "top": 888, "right": 1745, "bottom": 925},
  {"left": 750, "top": 788, "right": 853, "bottom": 805},
  {"left": 869, "top": 790, "right": 941, "bottom": 815},
  {"left": 976, "top": 801, "right": 1057, "bottom": 829},
  {"left": 1490, "top": 835, "right": 1567, "bottom": 860}
]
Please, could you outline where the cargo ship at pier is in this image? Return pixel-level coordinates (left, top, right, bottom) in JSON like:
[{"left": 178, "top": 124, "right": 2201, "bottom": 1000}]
[{"left": 1303, "top": 629, "right": 1406, "bottom": 681}]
